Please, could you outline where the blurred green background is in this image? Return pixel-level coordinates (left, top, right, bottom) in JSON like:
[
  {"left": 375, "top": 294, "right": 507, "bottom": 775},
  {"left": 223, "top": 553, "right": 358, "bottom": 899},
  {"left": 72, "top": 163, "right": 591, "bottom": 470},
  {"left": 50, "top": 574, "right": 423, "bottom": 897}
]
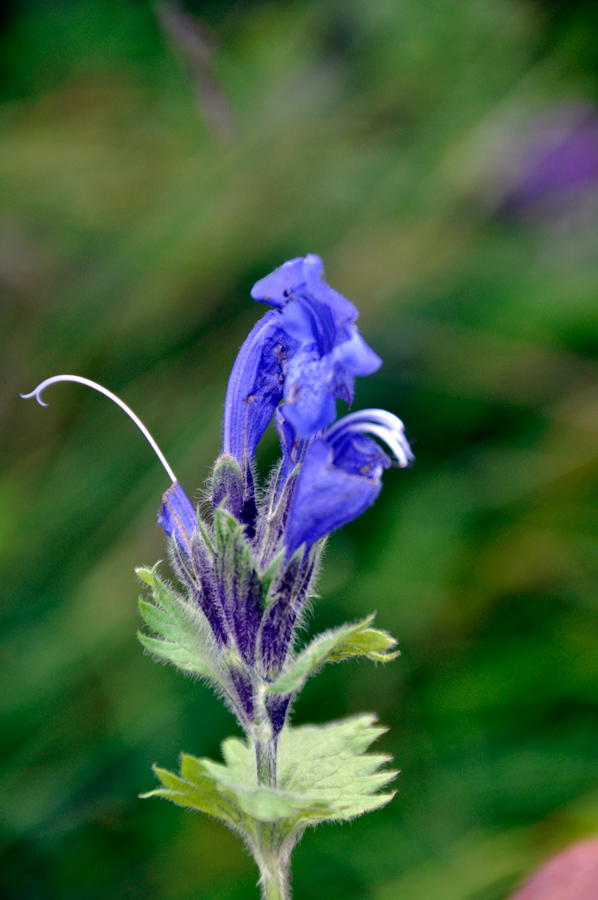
[{"left": 3, "top": 0, "right": 598, "bottom": 898}]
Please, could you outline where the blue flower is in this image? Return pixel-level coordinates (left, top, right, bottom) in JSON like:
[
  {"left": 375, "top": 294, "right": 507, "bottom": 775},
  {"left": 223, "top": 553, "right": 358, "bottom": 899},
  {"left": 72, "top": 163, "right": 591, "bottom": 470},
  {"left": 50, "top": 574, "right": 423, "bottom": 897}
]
[
  {"left": 222, "top": 255, "right": 382, "bottom": 485},
  {"left": 284, "top": 409, "right": 413, "bottom": 555},
  {"left": 251, "top": 254, "right": 382, "bottom": 438}
]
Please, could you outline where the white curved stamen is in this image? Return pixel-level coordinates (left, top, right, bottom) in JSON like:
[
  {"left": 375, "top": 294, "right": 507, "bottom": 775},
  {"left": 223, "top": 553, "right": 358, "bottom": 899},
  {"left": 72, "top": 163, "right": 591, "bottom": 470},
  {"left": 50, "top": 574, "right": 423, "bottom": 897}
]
[
  {"left": 335, "top": 422, "right": 412, "bottom": 467},
  {"left": 326, "top": 407, "right": 407, "bottom": 437},
  {"left": 325, "top": 408, "right": 414, "bottom": 468},
  {"left": 21, "top": 374, "right": 177, "bottom": 483}
]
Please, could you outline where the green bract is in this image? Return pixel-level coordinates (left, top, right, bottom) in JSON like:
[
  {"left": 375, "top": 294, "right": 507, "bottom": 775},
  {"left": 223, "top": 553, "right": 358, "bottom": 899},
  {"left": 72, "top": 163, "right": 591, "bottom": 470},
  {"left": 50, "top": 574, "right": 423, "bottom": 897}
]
[
  {"left": 265, "top": 614, "right": 399, "bottom": 695},
  {"left": 136, "top": 565, "right": 220, "bottom": 681}
]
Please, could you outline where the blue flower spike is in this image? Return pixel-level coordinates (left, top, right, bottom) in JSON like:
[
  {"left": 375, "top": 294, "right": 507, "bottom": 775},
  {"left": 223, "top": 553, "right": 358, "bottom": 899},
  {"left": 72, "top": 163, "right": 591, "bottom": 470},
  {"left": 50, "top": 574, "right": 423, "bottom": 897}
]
[{"left": 22, "top": 256, "right": 412, "bottom": 900}]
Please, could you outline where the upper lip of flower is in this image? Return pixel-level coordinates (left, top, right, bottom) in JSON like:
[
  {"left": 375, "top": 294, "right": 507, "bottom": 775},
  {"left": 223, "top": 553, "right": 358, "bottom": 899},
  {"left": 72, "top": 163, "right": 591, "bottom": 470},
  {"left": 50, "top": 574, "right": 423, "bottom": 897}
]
[
  {"left": 251, "top": 254, "right": 359, "bottom": 354},
  {"left": 246, "top": 255, "right": 383, "bottom": 442}
]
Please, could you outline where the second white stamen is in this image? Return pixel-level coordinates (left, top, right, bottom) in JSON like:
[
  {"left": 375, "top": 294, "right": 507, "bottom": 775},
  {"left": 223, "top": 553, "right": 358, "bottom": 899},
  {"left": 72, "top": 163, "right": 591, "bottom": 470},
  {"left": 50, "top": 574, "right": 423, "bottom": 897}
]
[{"left": 21, "top": 374, "right": 178, "bottom": 484}]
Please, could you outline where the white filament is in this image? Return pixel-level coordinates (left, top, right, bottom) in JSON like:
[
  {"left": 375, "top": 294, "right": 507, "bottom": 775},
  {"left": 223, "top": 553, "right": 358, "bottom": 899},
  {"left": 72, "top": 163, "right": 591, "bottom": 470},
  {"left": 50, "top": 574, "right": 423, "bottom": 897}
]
[
  {"left": 326, "top": 408, "right": 413, "bottom": 468},
  {"left": 21, "top": 374, "right": 177, "bottom": 483},
  {"left": 326, "top": 407, "right": 407, "bottom": 437}
]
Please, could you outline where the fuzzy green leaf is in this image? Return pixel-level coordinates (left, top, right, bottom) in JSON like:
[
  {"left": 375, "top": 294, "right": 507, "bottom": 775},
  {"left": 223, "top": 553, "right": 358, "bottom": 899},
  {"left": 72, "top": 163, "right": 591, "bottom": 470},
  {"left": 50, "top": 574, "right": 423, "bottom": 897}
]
[
  {"left": 142, "top": 715, "right": 395, "bottom": 838},
  {"left": 149, "top": 567, "right": 195, "bottom": 630},
  {"left": 278, "top": 714, "right": 397, "bottom": 821},
  {"left": 266, "top": 615, "right": 398, "bottom": 695},
  {"left": 135, "top": 566, "right": 153, "bottom": 586},
  {"left": 136, "top": 564, "right": 220, "bottom": 681},
  {"left": 138, "top": 598, "right": 181, "bottom": 643},
  {"left": 137, "top": 632, "right": 215, "bottom": 677},
  {"left": 219, "top": 714, "right": 397, "bottom": 823},
  {"left": 183, "top": 754, "right": 330, "bottom": 822},
  {"left": 141, "top": 765, "right": 240, "bottom": 825}
]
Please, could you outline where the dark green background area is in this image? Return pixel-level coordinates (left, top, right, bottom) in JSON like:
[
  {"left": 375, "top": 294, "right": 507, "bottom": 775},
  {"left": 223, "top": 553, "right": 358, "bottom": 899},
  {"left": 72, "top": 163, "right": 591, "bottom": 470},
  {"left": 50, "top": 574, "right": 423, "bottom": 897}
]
[{"left": 2, "top": 1, "right": 598, "bottom": 898}]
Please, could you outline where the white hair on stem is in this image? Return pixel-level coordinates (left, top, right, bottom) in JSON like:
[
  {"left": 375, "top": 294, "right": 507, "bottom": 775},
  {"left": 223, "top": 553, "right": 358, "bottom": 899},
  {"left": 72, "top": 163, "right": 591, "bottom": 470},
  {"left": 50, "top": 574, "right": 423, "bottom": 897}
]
[{"left": 21, "top": 374, "right": 177, "bottom": 484}]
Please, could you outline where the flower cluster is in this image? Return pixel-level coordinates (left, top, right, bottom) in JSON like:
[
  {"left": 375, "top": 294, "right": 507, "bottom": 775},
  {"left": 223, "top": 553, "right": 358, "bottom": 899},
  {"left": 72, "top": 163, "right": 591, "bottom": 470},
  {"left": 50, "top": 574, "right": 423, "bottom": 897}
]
[
  {"left": 23, "top": 255, "right": 412, "bottom": 898},
  {"left": 159, "top": 256, "right": 411, "bottom": 726},
  {"left": 23, "top": 254, "right": 412, "bottom": 762}
]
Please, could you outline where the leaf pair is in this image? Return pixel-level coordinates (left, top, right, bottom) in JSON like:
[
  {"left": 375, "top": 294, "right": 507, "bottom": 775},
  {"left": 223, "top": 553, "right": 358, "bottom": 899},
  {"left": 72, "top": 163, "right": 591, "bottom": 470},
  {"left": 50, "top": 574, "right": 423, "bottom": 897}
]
[{"left": 143, "top": 714, "right": 397, "bottom": 846}]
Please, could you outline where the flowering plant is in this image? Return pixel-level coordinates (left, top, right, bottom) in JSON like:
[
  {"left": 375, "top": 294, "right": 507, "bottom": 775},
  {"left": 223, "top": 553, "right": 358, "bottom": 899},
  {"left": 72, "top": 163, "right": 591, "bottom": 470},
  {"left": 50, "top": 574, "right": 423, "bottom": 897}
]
[{"left": 23, "top": 255, "right": 412, "bottom": 900}]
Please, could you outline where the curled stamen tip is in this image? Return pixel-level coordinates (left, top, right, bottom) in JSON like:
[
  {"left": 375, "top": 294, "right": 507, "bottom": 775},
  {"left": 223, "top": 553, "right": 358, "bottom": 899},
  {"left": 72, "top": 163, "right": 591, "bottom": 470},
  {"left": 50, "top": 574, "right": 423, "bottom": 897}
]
[
  {"left": 19, "top": 374, "right": 178, "bottom": 484},
  {"left": 20, "top": 388, "right": 47, "bottom": 406}
]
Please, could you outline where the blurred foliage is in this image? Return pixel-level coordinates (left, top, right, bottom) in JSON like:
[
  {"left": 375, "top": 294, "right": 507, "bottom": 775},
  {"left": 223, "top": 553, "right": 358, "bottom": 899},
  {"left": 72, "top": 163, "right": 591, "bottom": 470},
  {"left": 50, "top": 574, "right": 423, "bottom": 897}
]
[{"left": 2, "top": 0, "right": 598, "bottom": 898}]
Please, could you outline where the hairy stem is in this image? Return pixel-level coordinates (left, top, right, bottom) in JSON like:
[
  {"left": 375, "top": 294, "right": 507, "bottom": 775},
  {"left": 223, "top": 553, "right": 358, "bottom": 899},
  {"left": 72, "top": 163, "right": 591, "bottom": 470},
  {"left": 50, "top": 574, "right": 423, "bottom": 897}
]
[
  {"left": 259, "top": 854, "right": 289, "bottom": 900},
  {"left": 255, "top": 738, "right": 277, "bottom": 787},
  {"left": 253, "top": 731, "right": 289, "bottom": 900}
]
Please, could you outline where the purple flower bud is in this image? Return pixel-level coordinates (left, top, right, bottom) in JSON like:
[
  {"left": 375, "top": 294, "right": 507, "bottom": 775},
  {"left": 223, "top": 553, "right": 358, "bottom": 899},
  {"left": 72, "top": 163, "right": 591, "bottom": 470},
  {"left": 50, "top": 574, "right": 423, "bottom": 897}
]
[
  {"left": 229, "top": 667, "right": 254, "bottom": 721},
  {"left": 158, "top": 482, "right": 198, "bottom": 556},
  {"left": 285, "top": 409, "right": 413, "bottom": 554},
  {"left": 170, "top": 532, "right": 230, "bottom": 647},
  {"left": 266, "top": 694, "right": 292, "bottom": 737}
]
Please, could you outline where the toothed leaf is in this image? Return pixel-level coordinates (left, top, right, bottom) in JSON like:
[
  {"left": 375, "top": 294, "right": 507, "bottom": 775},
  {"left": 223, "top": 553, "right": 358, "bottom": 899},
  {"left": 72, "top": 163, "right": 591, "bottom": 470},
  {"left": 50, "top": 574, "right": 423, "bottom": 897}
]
[
  {"left": 142, "top": 715, "right": 395, "bottom": 841},
  {"left": 137, "top": 564, "right": 220, "bottom": 681},
  {"left": 137, "top": 632, "right": 215, "bottom": 677},
  {"left": 266, "top": 615, "right": 398, "bottom": 695},
  {"left": 277, "top": 715, "right": 397, "bottom": 821},
  {"left": 138, "top": 599, "right": 181, "bottom": 643},
  {"left": 141, "top": 765, "right": 240, "bottom": 825}
]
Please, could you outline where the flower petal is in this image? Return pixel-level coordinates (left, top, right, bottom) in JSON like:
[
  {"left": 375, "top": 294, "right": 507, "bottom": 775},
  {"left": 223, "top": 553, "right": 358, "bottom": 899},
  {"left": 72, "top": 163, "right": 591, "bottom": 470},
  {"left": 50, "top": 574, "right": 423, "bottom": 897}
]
[
  {"left": 281, "top": 352, "right": 338, "bottom": 438},
  {"left": 223, "top": 310, "right": 296, "bottom": 465},
  {"left": 158, "top": 482, "right": 197, "bottom": 554},
  {"left": 250, "top": 257, "right": 306, "bottom": 306},
  {"left": 331, "top": 330, "right": 382, "bottom": 377},
  {"left": 285, "top": 439, "right": 382, "bottom": 554},
  {"left": 281, "top": 299, "right": 317, "bottom": 344},
  {"left": 302, "top": 254, "right": 357, "bottom": 323}
]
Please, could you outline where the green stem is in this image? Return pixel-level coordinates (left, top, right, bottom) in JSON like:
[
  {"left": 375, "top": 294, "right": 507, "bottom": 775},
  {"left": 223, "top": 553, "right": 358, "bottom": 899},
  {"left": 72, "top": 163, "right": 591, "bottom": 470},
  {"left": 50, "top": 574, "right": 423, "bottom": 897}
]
[
  {"left": 255, "top": 738, "right": 277, "bottom": 787},
  {"left": 258, "top": 853, "right": 289, "bottom": 900},
  {"left": 253, "top": 731, "right": 289, "bottom": 900}
]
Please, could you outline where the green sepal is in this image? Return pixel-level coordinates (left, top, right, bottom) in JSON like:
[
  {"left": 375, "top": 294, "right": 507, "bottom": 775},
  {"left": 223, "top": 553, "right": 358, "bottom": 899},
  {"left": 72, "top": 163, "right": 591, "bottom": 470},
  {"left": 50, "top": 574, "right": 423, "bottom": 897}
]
[
  {"left": 196, "top": 518, "right": 215, "bottom": 561},
  {"left": 142, "top": 714, "right": 396, "bottom": 838},
  {"left": 212, "top": 454, "right": 245, "bottom": 521},
  {"left": 214, "top": 506, "right": 262, "bottom": 609},
  {"left": 259, "top": 550, "right": 285, "bottom": 609},
  {"left": 136, "top": 564, "right": 219, "bottom": 681},
  {"left": 214, "top": 507, "right": 252, "bottom": 574},
  {"left": 266, "top": 614, "right": 399, "bottom": 695}
]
